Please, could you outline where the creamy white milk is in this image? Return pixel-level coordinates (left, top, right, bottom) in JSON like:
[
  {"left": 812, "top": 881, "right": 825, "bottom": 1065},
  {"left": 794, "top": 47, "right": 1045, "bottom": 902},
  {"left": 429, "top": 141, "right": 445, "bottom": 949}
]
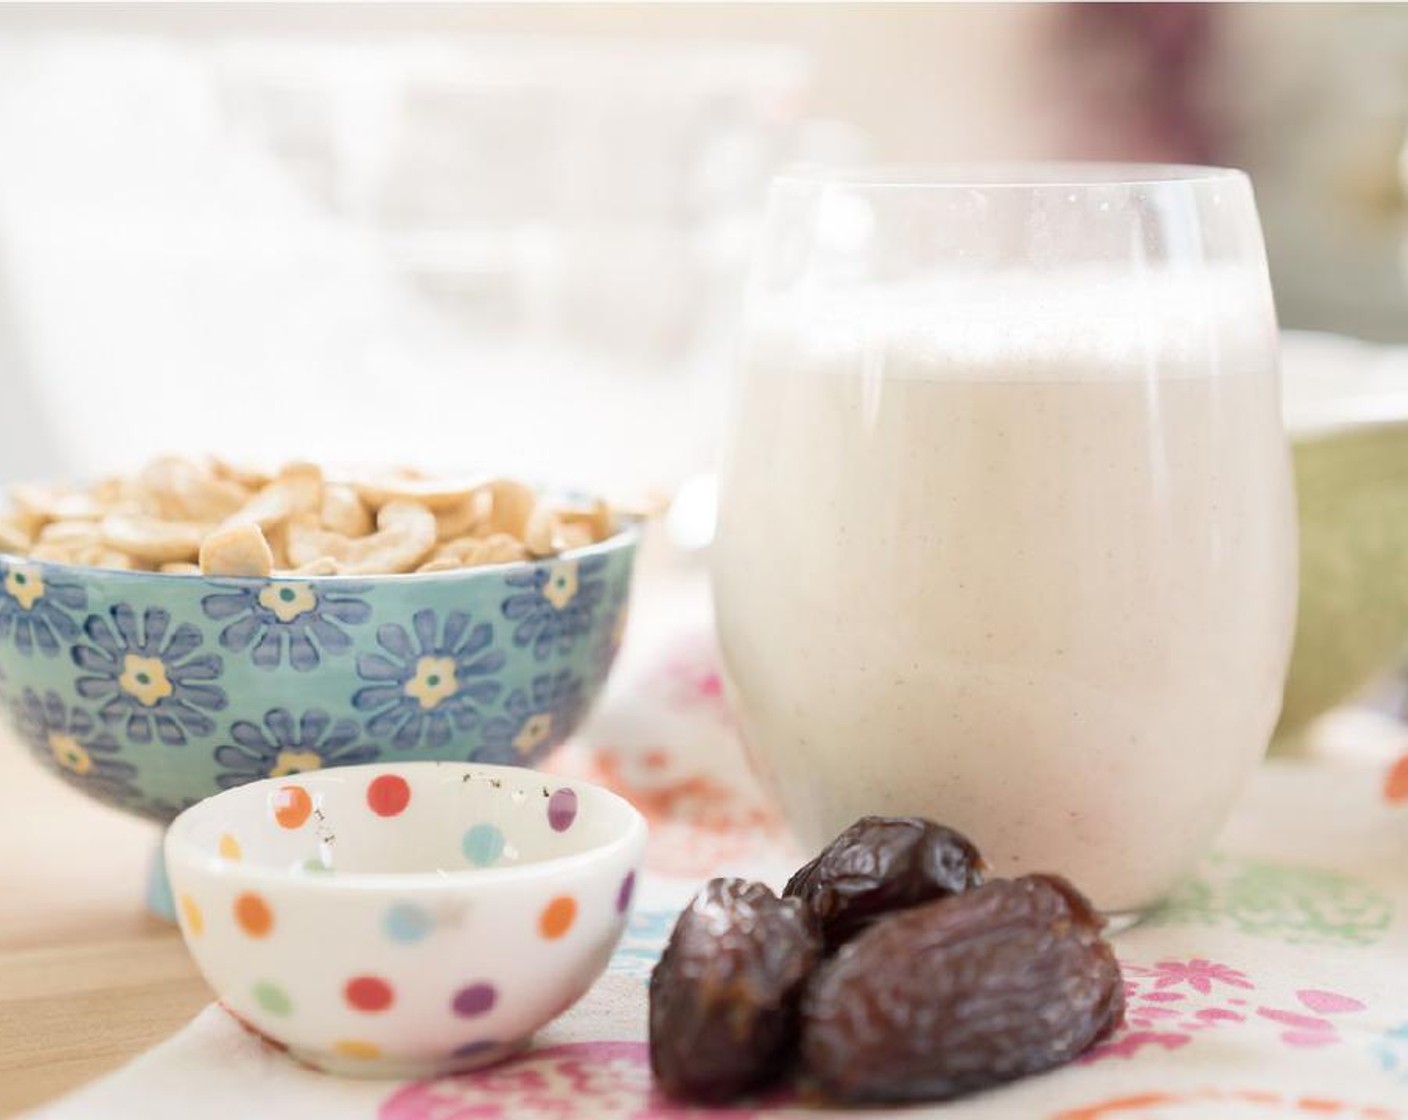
[{"left": 712, "top": 274, "right": 1297, "bottom": 913}]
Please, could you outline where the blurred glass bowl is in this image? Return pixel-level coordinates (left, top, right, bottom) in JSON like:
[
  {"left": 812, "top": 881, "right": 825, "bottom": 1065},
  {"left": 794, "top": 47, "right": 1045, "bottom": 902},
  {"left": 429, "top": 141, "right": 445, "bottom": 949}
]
[{"left": 0, "top": 35, "right": 820, "bottom": 496}]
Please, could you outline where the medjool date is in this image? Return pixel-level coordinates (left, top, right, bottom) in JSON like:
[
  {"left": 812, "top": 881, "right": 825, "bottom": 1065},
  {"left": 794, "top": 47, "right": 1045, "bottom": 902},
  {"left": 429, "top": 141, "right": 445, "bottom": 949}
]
[
  {"left": 784, "top": 816, "right": 984, "bottom": 949},
  {"left": 649, "top": 878, "right": 821, "bottom": 1102},
  {"left": 799, "top": 874, "right": 1124, "bottom": 1103}
]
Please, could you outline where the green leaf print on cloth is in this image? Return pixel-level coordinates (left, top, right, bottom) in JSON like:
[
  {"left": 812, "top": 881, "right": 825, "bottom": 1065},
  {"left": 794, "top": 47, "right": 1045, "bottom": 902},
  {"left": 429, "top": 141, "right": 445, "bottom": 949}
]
[{"left": 1148, "top": 852, "right": 1394, "bottom": 946}]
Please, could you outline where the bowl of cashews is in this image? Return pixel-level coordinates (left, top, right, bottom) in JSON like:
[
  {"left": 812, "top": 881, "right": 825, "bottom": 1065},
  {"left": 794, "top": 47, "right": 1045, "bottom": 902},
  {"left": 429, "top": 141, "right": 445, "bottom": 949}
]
[{"left": 0, "top": 456, "right": 639, "bottom": 826}]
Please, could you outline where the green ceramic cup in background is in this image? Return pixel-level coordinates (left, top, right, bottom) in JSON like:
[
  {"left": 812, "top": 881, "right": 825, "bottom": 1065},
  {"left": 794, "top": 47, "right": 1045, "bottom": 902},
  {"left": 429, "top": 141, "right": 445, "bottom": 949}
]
[{"left": 1277, "top": 335, "right": 1408, "bottom": 739}]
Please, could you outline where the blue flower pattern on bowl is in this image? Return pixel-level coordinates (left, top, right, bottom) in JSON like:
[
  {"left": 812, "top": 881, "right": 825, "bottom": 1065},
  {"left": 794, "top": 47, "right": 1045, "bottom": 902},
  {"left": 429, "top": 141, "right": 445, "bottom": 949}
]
[
  {"left": 477, "top": 670, "right": 585, "bottom": 765},
  {"left": 214, "top": 707, "right": 380, "bottom": 789},
  {"left": 590, "top": 568, "right": 631, "bottom": 679},
  {"left": 11, "top": 687, "right": 142, "bottom": 809},
  {"left": 502, "top": 555, "right": 608, "bottom": 661},
  {"left": 354, "top": 609, "right": 506, "bottom": 751},
  {"left": 0, "top": 530, "right": 636, "bottom": 824},
  {"left": 72, "top": 604, "right": 228, "bottom": 745},
  {"left": 201, "top": 581, "right": 372, "bottom": 672},
  {"left": 0, "top": 560, "right": 87, "bottom": 657}
]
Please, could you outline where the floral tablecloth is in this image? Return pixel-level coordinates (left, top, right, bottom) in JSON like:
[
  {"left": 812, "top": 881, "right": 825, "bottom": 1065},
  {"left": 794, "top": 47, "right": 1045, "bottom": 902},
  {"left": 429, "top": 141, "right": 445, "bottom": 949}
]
[{"left": 35, "top": 570, "right": 1408, "bottom": 1119}]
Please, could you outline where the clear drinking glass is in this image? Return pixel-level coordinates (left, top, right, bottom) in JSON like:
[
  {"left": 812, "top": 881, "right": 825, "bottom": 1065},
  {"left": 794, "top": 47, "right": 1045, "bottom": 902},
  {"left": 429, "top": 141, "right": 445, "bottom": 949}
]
[{"left": 711, "top": 165, "right": 1298, "bottom": 923}]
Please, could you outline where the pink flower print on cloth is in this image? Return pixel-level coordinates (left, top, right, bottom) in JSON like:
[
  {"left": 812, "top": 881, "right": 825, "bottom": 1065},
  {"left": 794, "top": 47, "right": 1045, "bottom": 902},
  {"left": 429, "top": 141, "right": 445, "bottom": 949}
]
[
  {"left": 658, "top": 633, "right": 733, "bottom": 726},
  {"left": 378, "top": 1041, "right": 779, "bottom": 1120},
  {"left": 1086, "top": 959, "right": 1369, "bottom": 1063},
  {"left": 1257, "top": 989, "right": 1369, "bottom": 1048},
  {"left": 544, "top": 743, "right": 787, "bottom": 878},
  {"left": 1147, "top": 959, "right": 1254, "bottom": 996}
]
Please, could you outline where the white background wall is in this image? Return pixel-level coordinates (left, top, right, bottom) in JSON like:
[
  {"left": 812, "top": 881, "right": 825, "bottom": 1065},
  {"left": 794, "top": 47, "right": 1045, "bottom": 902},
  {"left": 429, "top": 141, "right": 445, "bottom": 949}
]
[
  {"left": 0, "top": 4, "right": 1401, "bottom": 487},
  {"left": 0, "top": 4, "right": 1064, "bottom": 163}
]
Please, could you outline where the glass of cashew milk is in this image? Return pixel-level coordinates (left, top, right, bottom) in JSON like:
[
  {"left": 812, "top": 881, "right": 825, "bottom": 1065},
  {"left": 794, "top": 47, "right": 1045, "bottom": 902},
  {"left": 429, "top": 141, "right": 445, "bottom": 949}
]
[{"left": 711, "top": 165, "right": 1298, "bottom": 925}]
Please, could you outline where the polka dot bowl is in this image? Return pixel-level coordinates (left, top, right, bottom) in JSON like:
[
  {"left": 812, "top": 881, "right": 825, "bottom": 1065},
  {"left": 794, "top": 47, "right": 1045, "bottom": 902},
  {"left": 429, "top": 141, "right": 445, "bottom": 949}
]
[
  {"left": 165, "top": 761, "right": 647, "bottom": 1078},
  {"left": 0, "top": 529, "right": 636, "bottom": 825}
]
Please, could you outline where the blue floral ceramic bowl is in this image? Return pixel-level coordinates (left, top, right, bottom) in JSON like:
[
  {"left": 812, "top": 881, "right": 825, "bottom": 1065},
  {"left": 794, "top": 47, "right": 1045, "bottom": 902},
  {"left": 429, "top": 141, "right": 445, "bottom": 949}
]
[{"left": 0, "top": 530, "right": 637, "bottom": 824}]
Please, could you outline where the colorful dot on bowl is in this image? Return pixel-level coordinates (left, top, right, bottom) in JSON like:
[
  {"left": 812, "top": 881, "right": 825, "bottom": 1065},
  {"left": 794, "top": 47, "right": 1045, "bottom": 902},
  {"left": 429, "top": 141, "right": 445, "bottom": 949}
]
[
  {"left": 462, "top": 823, "right": 505, "bottom": 867},
  {"left": 273, "top": 786, "right": 312, "bottom": 830},
  {"left": 179, "top": 894, "right": 204, "bottom": 936},
  {"left": 616, "top": 870, "right": 636, "bottom": 914},
  {"left": 345, "top": 975, "right": 395, "bottom": 1013},
  {"left": 384, "top": 902, "right": 433, "bottom": 944},
  {"left": 539, "top": 895, "right": 577, "bottom": 940},
  {"left": 234, "top": 892, "right": 274, "bottom": 938},
  {"left": 333, "top": 1039, "right": 381, "bottom": 1061},
  {"left": 367, "top": 774, "right": 411, "bottom": 818},
  {"left": 546, "top": 788, "right": 578, "bottom": 833},
  {"left": 218, "top": 833, "right": 242, "bottom": 861},
  {"left": 452, "top": 983, "right": 498, "bottom": 1018},
  {"left": 253, "top": 981, "right": 293, "bottom": 1017}
]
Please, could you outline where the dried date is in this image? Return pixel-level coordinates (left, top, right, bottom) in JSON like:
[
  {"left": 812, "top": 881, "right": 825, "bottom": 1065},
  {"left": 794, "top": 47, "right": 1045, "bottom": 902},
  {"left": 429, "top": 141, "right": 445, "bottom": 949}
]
[
  {"left": 649, "top": 878, "right": 821, "bottom": 1103},
  {"left": 784, "top": 816, "right": 985, "bottom": 949},
  {"left": 799, "top": 874, "right": 1124, "bottom": 1103}
]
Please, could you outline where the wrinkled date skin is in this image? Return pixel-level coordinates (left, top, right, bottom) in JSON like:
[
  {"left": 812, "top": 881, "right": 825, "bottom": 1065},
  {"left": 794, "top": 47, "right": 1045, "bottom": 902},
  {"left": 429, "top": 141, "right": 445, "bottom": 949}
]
[
  {"left": 784, "top": 816, "right": 985, "bottom": 949},
  {"left": 800, "top": 874, "right": 1125, "bottom": 1104},
  {"left": 649, "top": 878, "right": 822, "bottom": 1103}
]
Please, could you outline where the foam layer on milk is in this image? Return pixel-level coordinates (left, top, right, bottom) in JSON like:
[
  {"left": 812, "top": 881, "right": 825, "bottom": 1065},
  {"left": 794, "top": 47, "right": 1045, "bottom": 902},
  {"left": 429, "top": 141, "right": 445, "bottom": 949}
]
[{"left": 748, "top": 265, "right": 1276, "bottom": 383}]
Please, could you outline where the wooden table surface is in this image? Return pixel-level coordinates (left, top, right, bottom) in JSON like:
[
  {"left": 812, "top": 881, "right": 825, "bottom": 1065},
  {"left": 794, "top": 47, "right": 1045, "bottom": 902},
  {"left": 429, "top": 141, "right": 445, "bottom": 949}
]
[{"left": 0, "top": 731, "right": 212, "bottom": 1117}]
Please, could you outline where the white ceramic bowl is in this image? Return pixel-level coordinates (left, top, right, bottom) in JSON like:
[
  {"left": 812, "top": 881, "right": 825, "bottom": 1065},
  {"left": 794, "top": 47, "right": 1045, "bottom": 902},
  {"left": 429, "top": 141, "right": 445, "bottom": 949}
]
[{"left": 165, "top": 761, "right": 647, "bottom": 1078}]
